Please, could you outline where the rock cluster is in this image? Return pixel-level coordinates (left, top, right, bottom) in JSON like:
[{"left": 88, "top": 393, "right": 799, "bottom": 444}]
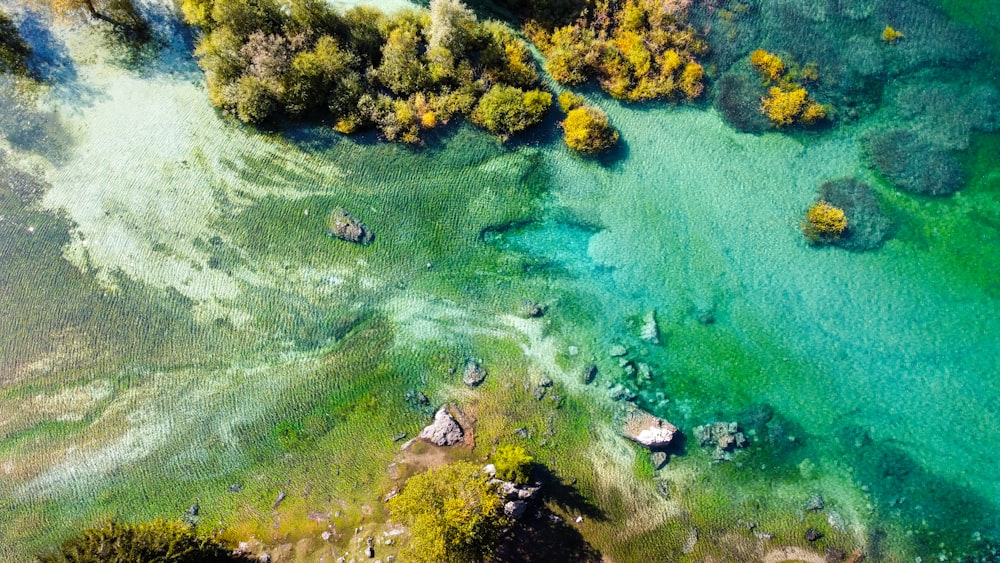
[
  {"left": 417, "top": 407, "right": 464, "bottom": 446},
  {"left": 484, "top": 464, "right": 541, "bottom": 520},
  {"left": 693, "top": 421, "right": 748, "bottom": 462},
  {"left": 462, "top": 360, "right": 487, "bottom": 387},
  {"left": 623, "top": 410, "right": 678, "bottom": 449},
  {"left": 328, "top": 207, "right": 374, "bottom": 244}
]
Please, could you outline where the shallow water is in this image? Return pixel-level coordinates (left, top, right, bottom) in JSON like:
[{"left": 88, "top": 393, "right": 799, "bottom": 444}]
[{"left": 1, "top": 0, "right": 999, "bottom": 560}]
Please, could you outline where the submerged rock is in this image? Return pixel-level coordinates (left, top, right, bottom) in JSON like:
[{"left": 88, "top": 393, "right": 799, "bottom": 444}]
[
  {"left": 462, "top": 360, "right": 487, "bottom": 387},
  {"left": 519, "top": 299, "right": 545, "bottom": 318},
  {"left": 815, "top": 178, "right": 893, "bottom": 252},
  {"left": 418, "top": 407, "right": 464, "bottom": 446},
  {"left": 640, "top": 311, "right": 660, "bottom": 344},
  {"left": 580, "top": 364, "right": 597, "bottom": 385},
  {"left": 328, "top": 207, "right": 374, "bottom": 244},
  {"left": 694, "top": 421, "right": 748, "bottom": 462},
  {"left": 623, "top": 410, "right": 679, "bottom": 449},
  {"left": 609, "top": 345, "right": 628, "bottom": 357}
]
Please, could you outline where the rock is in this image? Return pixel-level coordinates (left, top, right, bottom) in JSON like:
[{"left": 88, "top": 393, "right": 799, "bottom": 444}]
[
  {"left": 609, "top": 345, "right": 628, "bottom": 357},
  {"left": 816, "top": 178, "right": 893, "bottom": 252},
  {"left": 186, "top": 504, "right": 199, "bottom": 516},
  {"left": 695, "top": 306, "right": 715, "bottom": 325},
  {"left": 539, "top": 376, "right": 553, "bottom": 387},
  {"left": 640, "top": 311, "right": 659, "bottom": 344},
  {"left": 273, "top": 491, "right": 287, "bottom": 509},
  {"left": 505, "top": 500, "right": 528, "bottom": 518},
  {"left": 682, "top": 527, "right": 698, "bottom": 555},
  {"left": 622, "top": 410, "right": 678, "bottom": 449},
  {"left": 227, "top": 483, "right": 243, "bottom": 493},
  {"left": 418, "top": 407, "right": 464, "bottom": 446},
  {"left": 805, "top": 528, "right": 823, "bottom": 542},
  {"left": 636, "top": 362, "right": 653, "bottom": 385},
  {"left": 392, "top": 432, "right": 407, "bottom": 442},
  {"left": 806, "top": 493, "right": 825, "bottom": 511},
  {"left": 322, "top": 531, "right": 331, "bottom": 541},
  {"left": 567, "top": 345, "right": 579, "bottom": 356},
  {"left": 514, "top": 426, "right": 529, "bottom": 439},
  {"left": 259, "top": 555, "right": 272, "bottom": 563},
  {"left": 575, "top": 515, "right": 583, "bottom": 524},
  {"left": 532, "top": 385, "right": 547, "bottom": 401},
  {"left": 516, "top": 485, "right": 541, "bottom": 500},
  {"left": 462, "top": 360, "right": 487, "bottom": 387},
  {"left": 650, "top": 451, "right": 668, "bottom": 470},
  {"left": 609, "top": 385, "right": 636, "bottom": 402},
  {"left": 483, "top": 463, "right": 496, "bottom": 477},
  {"left": 694, "top": 421, "right": 748, "bottom": 462},
  {"left": 365, "top": 545, "right": 375, "bottom": 558},
  {"left": 580, "top": 364, "right": 597, "bottom": 385},
  {"left": 328, "top": 208, "right": 374, "bottom": 245},
  {"left": 520, "top": 299, "right": 544, "bottom": 318}
]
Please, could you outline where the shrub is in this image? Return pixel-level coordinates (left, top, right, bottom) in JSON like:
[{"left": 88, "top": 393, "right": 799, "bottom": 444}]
[
  {"left": 562, "top": 105, "right": 618, "bottom": 153},
  {"left": 388, "top": 461, "right": 507, "bottom": 563},
  {"left": 492, "top": 444, "right": 534, "bottom": 485},
  {"left": 761, "top": 86, "right": 826, "bottom": 127},
  {"left": 882, "top": 26, "right": 903, "bottom": 44},
  {"left": 557, "top": 91, "right": 584, "bottom": 112},
  {"left": 233, "top": 74, "right": 278, "bottom": 124},
  {"left": 750, "top": 49, "right": 785, "bottom": 82},
  {"left": 802, "top": 200, "right": 847, "bottom": 244},
  {"left": 471, "top": 85, "right": 551, "bottom": 139},
  {"left": 36, "top": 519, "right": 236, "bottom": 563}
]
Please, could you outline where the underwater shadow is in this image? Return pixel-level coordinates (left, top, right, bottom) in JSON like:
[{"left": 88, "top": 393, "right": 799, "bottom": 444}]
[
  {"left": 535, "top": 465, "right": 606, "bottom": 522},
  {"left": 491, "top": 510, "right": 603, "bottom": 563}
]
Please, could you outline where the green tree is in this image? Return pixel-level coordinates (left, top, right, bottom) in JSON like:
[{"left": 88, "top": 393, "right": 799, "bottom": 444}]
[
  {"left": 471, "top": 84, "right": 551, "bottom": 139},
  {"left": 426, "top": 0, "right": 477, "bottom": 82},
  {"left": 284, "top": 35, "right": 361, "bottom": 117},
  {"left": 389, "top": 461, "right": 508, "bottom": 563},
  {"left": 377, "top": 19, "right": 432, "bottom": 96},
  {"left": 36, "top": 520, "right": 236, "bottom": 563}
]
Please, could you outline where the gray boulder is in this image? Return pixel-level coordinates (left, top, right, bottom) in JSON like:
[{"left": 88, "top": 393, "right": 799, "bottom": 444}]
[{"left": 418, "top": 407, "right": 463, "bottom": 446}]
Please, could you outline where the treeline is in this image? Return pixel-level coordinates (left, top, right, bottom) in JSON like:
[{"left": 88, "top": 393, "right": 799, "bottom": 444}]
[
  {"left": 525, "top": 0, "right": 707, "bottom": 103},
  {"left": 180, "top": 0, "right": 554, "bottom": 143}
]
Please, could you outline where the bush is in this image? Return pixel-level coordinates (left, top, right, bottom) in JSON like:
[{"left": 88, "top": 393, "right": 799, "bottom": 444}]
[
  {"left": 492, "top": 444, "right": 534, "bottom": 485},
  {"left": 802, "top": 200, "right": 847, "bottom": 244},
  {"left": 749, "top": 49, "right": 785, "bottom": 82},
  {"left": 36, "top": 520, "right": 236, "bottom": 563},
  {"left": 471, "top": 85, "right": 551, "bottom": 139},
  {"left": 562, "top": 105, "right": 618, "bottom": 153},
  {"left": 388, "top": 461, "right": 507, "bottom": 563}
]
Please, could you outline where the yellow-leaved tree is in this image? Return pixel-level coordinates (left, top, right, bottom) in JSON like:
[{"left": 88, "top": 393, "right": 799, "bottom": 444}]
[{"left": 388, "top": 461, "right": 508, "bottom": 563}]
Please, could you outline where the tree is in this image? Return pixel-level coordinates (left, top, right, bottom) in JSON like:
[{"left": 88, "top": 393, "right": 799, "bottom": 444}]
[
  {"left": 36, "top": 519, "right": 237, "bottom": 563},
  {"left": 388, "top": 461, "right": 508, "bottom": 563},
  {"left": 492, "top": 444, "right": 533, "bottom": 485},
  {"left": 471, "top": 84, "right": 551, "bottom": 139},
  {"left": 427, "top": 0, "right": 477, "bottom": 81},
  {"left": 377, "top": 20, "right": 432, "bottom": 96},
  {"left": 562, "top": 105, "right": 618, "bottom": 153}
]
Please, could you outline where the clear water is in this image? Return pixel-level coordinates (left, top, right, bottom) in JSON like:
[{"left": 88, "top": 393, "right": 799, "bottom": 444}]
[{"left": 1, "top": 0, "right": 999, "bottom": 560}]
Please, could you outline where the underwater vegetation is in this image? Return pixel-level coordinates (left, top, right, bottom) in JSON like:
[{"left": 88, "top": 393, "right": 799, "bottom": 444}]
[{"left": 801, "top": 200, "right": 847, "bottom": 244}]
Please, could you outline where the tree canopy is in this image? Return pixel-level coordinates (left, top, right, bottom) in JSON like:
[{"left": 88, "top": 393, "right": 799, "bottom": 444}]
[
  {"left": 36, "top": 520, "right": 237, "bottom": 563},
  {"left": 181, "top": 0, "right": 550, "bottom": 143},
  {"left": 388, "top": 461, "right": 508, "bottom": 563}
]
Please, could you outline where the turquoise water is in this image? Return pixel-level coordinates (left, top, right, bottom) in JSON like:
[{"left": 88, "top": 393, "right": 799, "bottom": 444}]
[{"left": 1, "top": 0, "right": 999, "bottom": 560}]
